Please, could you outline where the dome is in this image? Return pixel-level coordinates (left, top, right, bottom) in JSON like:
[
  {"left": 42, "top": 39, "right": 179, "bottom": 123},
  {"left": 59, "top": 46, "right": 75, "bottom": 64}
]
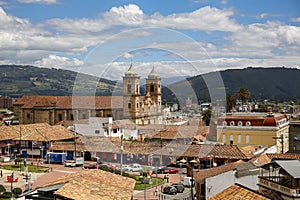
[
  {"left": 148, "top": 66, "right": 160, "bottom": 79},
  {"left": 125, "top": 64, "right": 139, "bottom": 77}
]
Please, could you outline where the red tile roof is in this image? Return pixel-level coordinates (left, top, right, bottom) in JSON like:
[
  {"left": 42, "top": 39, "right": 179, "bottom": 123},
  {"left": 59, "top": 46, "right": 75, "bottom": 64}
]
[
  {"left": 194, "top": 161, "right": 240, "bottom": 182},
  {"left": 0, "top": 123, "right": 74, "bottom": 142},
  {"left": 209, "top": 184, "right": 271, "bottom": 200},
  {"left": 14, "top": 95, "right": 123, "bottom": 109},
  {"left": 42, "top": 169, "right": 136, "bottom": 200}
]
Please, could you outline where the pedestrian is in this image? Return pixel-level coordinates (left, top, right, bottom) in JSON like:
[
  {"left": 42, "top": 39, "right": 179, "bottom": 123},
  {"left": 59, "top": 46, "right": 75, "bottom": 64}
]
[{"left": 166, "top": 174, "right": 169, "bottom": 183}]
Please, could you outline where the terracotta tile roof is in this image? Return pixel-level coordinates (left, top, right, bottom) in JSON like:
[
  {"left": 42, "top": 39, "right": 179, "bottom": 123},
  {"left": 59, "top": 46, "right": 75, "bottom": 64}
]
[
  {"left": 0, "top": 123, "right": 74, "bottom": 142},
  {"left": 266, "top": 153, "right": 300, "bottom": 160},
  {"left": 251, "top": 153, "right": 300, "bottom": 166},
  {"left": 42, "top": 169, "right": 136, "bottom": 200},
  {"left": 241, "top": 145, "right": 257, "bottom": 154},
  {"left": 182, "top": 144, "right": 253, "bottom": 160},
  {"left": 194, "top": 161, "right": 240, "bottom": 182},
  {"left": 251, "top": 153, "right": 272, "bottom": 166},
  {"left": 14, "top": 95, "right": 123, "bottom": 109},
  {"left": 151, "top": 125, "right": 209, "bottom": 140},
  {"left": 209, "top": 184, "right": 271, "bottom": 200}
]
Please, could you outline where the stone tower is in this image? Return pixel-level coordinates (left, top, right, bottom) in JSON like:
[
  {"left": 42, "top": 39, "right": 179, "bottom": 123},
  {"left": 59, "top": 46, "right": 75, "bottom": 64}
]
[
  {"left": 123, "top": 64, "right": 141, "bottom": 121},
  {"left": 146, "top": 66, "right": 162, "bottom": 112}
]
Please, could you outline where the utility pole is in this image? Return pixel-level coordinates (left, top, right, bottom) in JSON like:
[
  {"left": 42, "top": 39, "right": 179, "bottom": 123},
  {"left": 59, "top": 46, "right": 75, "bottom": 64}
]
[{"left": 120, "top": 134, "right": 123, "bottom": 176}]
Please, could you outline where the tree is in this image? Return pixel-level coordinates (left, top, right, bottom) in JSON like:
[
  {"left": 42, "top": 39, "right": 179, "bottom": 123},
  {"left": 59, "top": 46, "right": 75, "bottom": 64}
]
[
  {"left": 202, "top": 109, "right": 212, "bottom": 126},
  {"left": 236, "top": 87, "right": 250, "bottom": 109},
  {"left": 226, "top": 93, "right": 236, "bottom": 112}
]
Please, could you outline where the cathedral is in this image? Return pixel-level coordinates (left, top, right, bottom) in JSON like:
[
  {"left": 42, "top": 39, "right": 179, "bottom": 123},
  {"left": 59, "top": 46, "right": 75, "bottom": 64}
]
[
  {"left": 123, "top": 64, "right": 163, "bottom": 125},
  {"left": 13, "top": 64, "right": 163, "bottom": 125}
]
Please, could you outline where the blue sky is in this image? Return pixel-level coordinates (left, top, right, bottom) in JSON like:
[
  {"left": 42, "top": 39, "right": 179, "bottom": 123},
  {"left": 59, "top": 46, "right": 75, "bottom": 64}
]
[{"left": 1, "top": 0, "right": 300, "bottom": 80}]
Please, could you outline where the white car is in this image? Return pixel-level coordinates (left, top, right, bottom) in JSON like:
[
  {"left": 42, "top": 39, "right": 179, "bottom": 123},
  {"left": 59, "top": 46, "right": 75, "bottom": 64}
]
[
  {"left": 125, "top": 164, "right": 142, "bottom": 172},
  {"left": 64, "top": 160, "right": 76, "bottom": 167}
]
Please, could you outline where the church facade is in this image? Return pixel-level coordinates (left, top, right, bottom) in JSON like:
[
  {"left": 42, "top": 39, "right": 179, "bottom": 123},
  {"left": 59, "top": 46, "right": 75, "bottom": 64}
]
[
  {"left": 123, "top": 64, "right": 162, "bottom": 125},
  {"left": 13, "top": 65, "right": 163, "bottom": 125}
]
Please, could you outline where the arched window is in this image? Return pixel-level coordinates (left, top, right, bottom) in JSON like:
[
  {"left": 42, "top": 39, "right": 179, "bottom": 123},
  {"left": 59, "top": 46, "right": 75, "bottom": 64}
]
[
  {"left": 230, "top": 121, "right": 235, "bottom": 126},
  {"left": 246, "top": 121, "right": 251, "bottom": 126},
  {"left": 238, "top": 121, "right": 243, "bottom": 126}
]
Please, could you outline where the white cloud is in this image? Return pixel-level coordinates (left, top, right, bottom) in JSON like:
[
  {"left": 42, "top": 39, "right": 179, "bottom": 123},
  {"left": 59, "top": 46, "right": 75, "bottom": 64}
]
[
  {"left": 122, "top": 52, "right": 134, "bottom": 59},
  {"left": 35, "top": 55, "right": 84, "bottom": 68},
  {"left": 291, "top": 17, "right": 300, "bottom": 22},
  {"left": 45, "top": 5, "right": 241, "bottom": 33},
  {"left": 18, "top": 0, "right": 58, "bottom": 4}
]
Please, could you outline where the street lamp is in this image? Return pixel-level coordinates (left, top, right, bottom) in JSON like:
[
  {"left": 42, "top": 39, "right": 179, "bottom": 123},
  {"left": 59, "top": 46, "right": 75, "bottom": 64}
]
[
  {"left": 179, "top": 158, "right": 187, "bottom": 184},
  {"left": 120, "top": 134, "right": 124, "bottom": 176},
  {"left": 40, "top": 146, "right": 44, "bottom": 164},
  {"left": 189, "top": 159, "right": 197, "bottom": 200}
]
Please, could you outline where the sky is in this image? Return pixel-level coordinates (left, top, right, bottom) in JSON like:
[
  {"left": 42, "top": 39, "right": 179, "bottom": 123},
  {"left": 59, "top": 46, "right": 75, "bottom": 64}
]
[{"left": 1, "top": 0, "right": 300, "bottom": 80}]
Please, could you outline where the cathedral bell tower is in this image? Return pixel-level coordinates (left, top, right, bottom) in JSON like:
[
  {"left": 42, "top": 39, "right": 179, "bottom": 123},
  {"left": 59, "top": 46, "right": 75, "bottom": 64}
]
[
  {"left": 146, "top": 66, "right": 162, "bottom": 113},
  {"left": 123, "top": 64, "right": 141, "bottom": 121}
]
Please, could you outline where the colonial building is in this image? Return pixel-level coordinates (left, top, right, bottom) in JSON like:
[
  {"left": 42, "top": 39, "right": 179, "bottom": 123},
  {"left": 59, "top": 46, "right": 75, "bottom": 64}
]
[
  {"left": 217, "top": 112, "right": 290, "bottom": 153},
  {"left": 13, "top": 65, "right": 163, "bottom": 125},
  {"left": 123, "top": 65, "right": 162, "bottom": 125}
]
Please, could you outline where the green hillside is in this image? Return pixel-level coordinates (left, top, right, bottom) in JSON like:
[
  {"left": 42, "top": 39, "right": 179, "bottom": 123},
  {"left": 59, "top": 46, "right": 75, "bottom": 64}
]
[
  {"left": 163, "top": 67, "right": 300, "bottom": 103},
  {"left": 0, "top": 65, "right": 121, "bottom": 97}
]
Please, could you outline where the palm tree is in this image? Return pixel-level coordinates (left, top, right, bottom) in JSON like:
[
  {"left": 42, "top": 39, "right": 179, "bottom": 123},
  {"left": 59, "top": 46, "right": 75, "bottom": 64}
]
[{"left": 236, "top": 87, "right": 250, "bottom": 110}]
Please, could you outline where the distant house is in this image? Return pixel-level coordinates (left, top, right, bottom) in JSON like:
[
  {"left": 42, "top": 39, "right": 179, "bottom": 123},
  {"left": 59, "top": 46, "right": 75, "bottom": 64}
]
[
  {"left": 217, "top": 112, "right": 289, "bottom": 153},
  {"left": 0, "top": 123, "right": 74, "bottom": 158},
  {"left": 23, "top": 169, "right": 136, "bottom": 200},
  {"left": 193, "top": 161, "right": 260, "bottom": 200}
]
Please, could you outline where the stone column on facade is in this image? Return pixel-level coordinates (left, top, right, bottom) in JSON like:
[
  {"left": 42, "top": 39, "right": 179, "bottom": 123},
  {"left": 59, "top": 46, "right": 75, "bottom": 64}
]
[{"left": 63, "top": 110, "right": 67, "bottom": 121}]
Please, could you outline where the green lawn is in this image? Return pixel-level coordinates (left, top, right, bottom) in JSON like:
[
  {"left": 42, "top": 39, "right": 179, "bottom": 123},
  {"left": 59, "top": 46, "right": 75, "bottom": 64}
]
[
  {"left": 2, "top": 164, "right": 48, "bottom": 173},
  {"left": 134, "top": 176, "right": 164, "bottom": 190}
]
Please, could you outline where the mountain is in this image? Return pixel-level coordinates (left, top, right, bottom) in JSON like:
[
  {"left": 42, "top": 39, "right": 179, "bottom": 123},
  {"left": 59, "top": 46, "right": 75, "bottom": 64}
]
[
  {"left": 1, "top": 65, "right": 299, "bottom": 102},
  {"left": 0, "top": 65, "right": 122, "bottom": 98},
  {"left": 163, "top": 67, "right": 300, "bottom": 103}
]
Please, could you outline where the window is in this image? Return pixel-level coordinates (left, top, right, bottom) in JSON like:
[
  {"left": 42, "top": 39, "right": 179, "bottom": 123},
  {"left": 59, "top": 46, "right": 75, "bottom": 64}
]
[
  {"left": 222, "top": 134, "right": 226, "bottom": 143},
  {"left": 150, "top": 84, "right": 155, "bottom": 93},
  {"left": 95, "top": 130, "right": 100, "bottom": 134},
  {"left": 246, "top": 134, "right": 250, "bottom": 143},
  {"left": 137, "top": 103, "right": 139, "bottom": 108},
  {"left": 223, "top": 121, "right": 227, "bottom": 126},
  {"left": 238, "top": 121, "right": 243, "bottom": 126},
  {"left": 246, "top": 121, "right": 251, "bottom": 126},
  {"left": 230, "top": 134, "right": 234, "bottom": 144},
  {"left": 136, "top": 85, "right": 139, "bottom": 93},
  {"left": 58, "top": 114, "right": 62, "bottom": 121},
  {"left": 70, "top": 114, "right": 74, "bottom": 120},
  {"left": 128, "top": 103, "right": 131, "bottom": 108},
  {"left": 230, "top": 121, "right": 235, "bottom": 126},
  {"left": 238, "top": 134, "right": 242, "bottom": 143},
  {"left": 27, "top": 114, "right": 30, "bottom": 119},
  {"left": 113, "top": 129, "right": 117, "bottom": 133},
  {"left": 82, "top": 114, "right": 87, "bottom": 119},
  {"left": 127, "top": 84, "right": 131, "bottom": 93}
]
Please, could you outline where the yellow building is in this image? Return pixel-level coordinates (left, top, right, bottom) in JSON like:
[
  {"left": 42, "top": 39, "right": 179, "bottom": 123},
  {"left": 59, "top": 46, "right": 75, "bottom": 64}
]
[{"left": 217, "top": 112, "right": 289, "bottom": 153}]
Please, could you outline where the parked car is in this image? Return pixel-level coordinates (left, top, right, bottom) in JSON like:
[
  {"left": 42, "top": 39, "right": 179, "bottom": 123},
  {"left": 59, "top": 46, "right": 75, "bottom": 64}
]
[
  {"left": 64, "top": 160, "right": 76, "bottom": 167},
  {"left": 125, "top": 163, "right": 142, "bottom": 172},
  {"left": 83, "top": 163, "right": 99, "bottom": 169},
  {"left": 163, "top": 167, "right": 179, "bottom": 174},
  {"left": 171, "top": 183, "right": 185, "bottom": 193},
  {"left": 163, "top": 186, "right": 177, "bottom": 195},
  {"left": 153, "top": 166, "right": 168, "bottom": 174}
]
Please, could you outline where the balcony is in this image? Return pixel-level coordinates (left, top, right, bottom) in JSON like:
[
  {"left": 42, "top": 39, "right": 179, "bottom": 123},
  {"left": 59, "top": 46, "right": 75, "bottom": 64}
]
[{"left": 258, "top": 176, "right": 300, "bottom": 198}]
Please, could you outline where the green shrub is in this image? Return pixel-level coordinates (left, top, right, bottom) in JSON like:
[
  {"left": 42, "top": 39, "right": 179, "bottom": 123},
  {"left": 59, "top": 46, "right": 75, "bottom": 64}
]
[
  {"left": 0, "top": 191, "right": 12, "bottom": 198},
  {"left": 0, "top": 184, "right": 6, "bottom": 193},
  {"left": 12, "top": 187, "right": 22, "bottom": 197}
]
